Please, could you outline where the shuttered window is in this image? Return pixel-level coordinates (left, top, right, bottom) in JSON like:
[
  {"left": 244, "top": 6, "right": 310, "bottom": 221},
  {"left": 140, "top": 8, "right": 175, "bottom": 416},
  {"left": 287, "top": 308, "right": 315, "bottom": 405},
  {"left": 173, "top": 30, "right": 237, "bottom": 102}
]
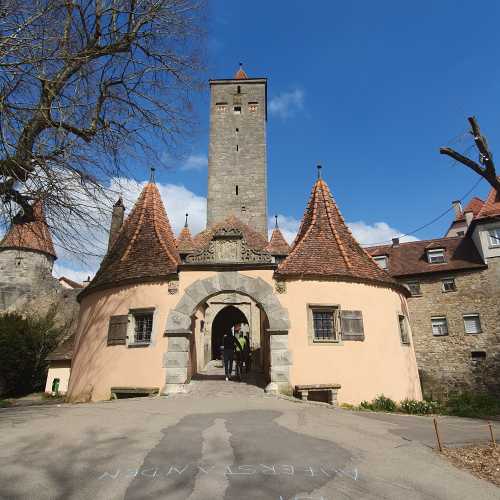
[
  {"left": 341, "top": 310, "right": 365, "bottom": 341},
  {"left": 107, "top": 315, "right": 128, "bottom": 345},
  {"left": 463, "top": 314, "right": 482, "bottom": 334}
]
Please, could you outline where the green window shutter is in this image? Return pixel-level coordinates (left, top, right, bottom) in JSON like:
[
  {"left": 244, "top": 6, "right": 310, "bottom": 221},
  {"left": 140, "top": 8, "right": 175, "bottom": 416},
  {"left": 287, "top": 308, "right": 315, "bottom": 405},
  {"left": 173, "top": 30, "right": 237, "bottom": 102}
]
[
  {"left": 107, "top": 315, "right": 129, "bottom": 345},
  {"left": 341, "top": 310, "right": 365, "bottom": 341}
]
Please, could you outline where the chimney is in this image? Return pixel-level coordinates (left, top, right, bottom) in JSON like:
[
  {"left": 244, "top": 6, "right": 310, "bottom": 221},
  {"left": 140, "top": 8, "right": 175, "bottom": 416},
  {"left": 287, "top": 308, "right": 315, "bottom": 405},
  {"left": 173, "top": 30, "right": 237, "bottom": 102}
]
[
  {"left": 107, "top": 197, "right": 125, "bottom": 252},
  {"left": 392, "top": 237, "right": 400, "bottom": 247},
  {"left": 452, "top": 200, "right": 463, "bottom": 220},
  {"left": 464, "top": 210, "right": 474, "bottom": 227}
]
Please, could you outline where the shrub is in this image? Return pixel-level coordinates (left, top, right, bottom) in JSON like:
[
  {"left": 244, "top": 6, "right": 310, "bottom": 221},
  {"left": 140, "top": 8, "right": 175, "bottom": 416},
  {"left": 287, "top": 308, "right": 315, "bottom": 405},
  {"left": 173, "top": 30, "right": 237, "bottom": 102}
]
[
  {"left": 400, "top": 399, "right": 439, "bottom": 415},
  {"left": 0, "top": 311, "right": 62, "bottom": 397},
  {"left": 443, "top": 392, "right": 500, "bottom": 418},
  {"left": 359, "top": 395, "right": 397, "bottom": 412}
]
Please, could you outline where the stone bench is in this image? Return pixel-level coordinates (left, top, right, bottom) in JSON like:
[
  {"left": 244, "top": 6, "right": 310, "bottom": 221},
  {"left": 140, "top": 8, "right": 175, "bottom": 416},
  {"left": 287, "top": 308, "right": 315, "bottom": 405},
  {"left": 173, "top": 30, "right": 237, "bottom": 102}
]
[
  {"left": 295, "top": 384, "right": 341, "bottom": 406},
  {"left": 111, "top": 387, "right": 159, "bottom": 399}
]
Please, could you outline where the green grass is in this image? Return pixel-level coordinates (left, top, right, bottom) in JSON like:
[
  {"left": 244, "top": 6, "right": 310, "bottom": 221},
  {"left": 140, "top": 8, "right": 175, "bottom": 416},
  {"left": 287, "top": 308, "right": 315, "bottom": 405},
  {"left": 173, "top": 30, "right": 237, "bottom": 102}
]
[{"left": 0, "top": 399, "right": 12, "bottom": 408}]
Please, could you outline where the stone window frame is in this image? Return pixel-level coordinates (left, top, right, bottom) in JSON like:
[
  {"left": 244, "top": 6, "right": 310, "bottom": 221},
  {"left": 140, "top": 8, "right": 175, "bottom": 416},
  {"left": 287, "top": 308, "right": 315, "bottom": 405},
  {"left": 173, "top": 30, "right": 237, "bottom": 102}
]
[
  {"left": 397, "top": 313, "right": 410, "bottom": 345},
  {"left": 463, "top": 313, "right": 482, "bottom": 335},
  {"left": 127, "top": 307, "right": 157, "bottom": 348},
  {"left": 406, "top": 281, "right": 422, "bottom": 297},
  {"left": 431, "top": 315, "right": 449, "bottom": 336},
  {"left": 248, "top": 101, "right": 259, "bottom": 112},
  {"left": 441, "top": 276, "right": 457, "bottom": 293},
  {"left": 426, "top": 248, "right": 446, "bottom": 264},
  {"left": 215, "top": 102, "right": 227, "bottom": 113},
  {"left": 307, "top": 304, "right": 342, "bottom": 345}
]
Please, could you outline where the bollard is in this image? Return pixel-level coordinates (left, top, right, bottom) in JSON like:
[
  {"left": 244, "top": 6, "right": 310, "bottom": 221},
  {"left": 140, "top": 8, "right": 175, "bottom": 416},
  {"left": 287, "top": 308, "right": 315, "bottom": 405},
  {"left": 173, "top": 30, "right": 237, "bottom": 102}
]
[
  {"left": 433, "top": 417, "right": 443, "bottom": 452},
  {"left": 488, "top": 421, "right": 496, "bottom": 448}
]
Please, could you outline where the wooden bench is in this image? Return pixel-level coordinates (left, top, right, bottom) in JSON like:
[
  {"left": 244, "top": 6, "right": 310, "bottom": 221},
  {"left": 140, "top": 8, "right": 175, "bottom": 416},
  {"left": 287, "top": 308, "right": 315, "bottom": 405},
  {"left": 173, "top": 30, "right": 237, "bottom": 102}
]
[
  {"left": 295, "top": 384, "right": 341, "bottom": 406},
  {"left": 111, "top": 387, "right": 159, "bottom": 399}
]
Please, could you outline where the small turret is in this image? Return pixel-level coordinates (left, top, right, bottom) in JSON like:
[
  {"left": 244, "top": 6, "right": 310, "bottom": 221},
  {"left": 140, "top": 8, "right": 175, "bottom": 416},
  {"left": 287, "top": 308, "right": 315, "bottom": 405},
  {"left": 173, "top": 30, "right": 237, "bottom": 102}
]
[{"left": 107, "top": 197, "right": 125, "bottom": 252}]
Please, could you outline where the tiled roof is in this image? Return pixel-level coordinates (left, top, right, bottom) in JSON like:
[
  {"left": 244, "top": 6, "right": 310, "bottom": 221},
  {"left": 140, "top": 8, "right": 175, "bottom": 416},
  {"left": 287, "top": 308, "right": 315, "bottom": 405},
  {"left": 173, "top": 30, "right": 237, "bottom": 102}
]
[
  {"left": 266, "top": 227, "right": 290, "bottom": 256},
  {"left": 476, "top": 186, "right": 500, "bottom": 219},
  {"left": 234, "top": 66, "right": 248, "bottom": 80},
  {"left": 58, "top": 276, "right": 84, "bottom": 289},
  {"left": 276, "top": 177, "right": 401, "bottom": 290},
  {"left": 83, "top": 182, "right": 180, "bottom": 294},
  {"left": 461, "top": 197, "right": 484, "bottom": 219},
  {"left": 0, "top": 200, "right": 56, "bottom": 258},
  {"left": 47, "top": 335, "right": 73, "bottom": 361},
  {"left": 193, "top": 215, "right": 268, "bottom": 252},
  {"left": 366, "top": 236, "right": 486, "bottom": 278},
  {"left": 177, "top": 220, "right": 195, "bottom": 254}
]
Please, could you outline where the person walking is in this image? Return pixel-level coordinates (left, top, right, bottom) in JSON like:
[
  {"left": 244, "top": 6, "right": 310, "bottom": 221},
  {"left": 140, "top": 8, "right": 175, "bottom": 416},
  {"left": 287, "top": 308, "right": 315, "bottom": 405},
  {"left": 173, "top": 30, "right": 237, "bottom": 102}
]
[
  {"left": 223, "top": 327, "right": 238, "bottom": 381},
  {"left": 234, "top": 325, "right": 246, "bottom": 381},
  {"left": 243, "top": 333, "right": 251, "bottom": 373}
]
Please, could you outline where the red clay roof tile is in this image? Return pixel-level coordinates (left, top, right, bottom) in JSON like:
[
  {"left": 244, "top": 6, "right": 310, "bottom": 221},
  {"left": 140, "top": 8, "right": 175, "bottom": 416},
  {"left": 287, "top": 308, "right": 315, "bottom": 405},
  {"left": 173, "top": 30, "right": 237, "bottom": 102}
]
[
  {"left": 177, "top": 224, "right": 195, "bottom": 253},
  {"left": 275, "top": 177, "right": 400, "bottom": 290},
  {"left": 476, "top": 186, "right": 500, "bottom": 219},
  {"left": 234, "top": 66, "right": 248, "bottom": 80},
  {"left": 0, "top": 200, "right": 56, "bottom": 258},
  {"left": 266, "top": 227, "right": 290, "bottom": 256},
  {"left": 83, "top": 182, "right": 180, "bottom": 294}
]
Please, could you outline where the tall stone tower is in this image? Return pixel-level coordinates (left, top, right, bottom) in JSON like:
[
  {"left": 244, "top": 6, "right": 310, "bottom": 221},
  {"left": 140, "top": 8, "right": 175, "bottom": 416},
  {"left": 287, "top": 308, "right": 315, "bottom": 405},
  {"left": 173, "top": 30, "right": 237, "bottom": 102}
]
[{"left": 207, "top": 65, "right": 268, "bottom": 237}]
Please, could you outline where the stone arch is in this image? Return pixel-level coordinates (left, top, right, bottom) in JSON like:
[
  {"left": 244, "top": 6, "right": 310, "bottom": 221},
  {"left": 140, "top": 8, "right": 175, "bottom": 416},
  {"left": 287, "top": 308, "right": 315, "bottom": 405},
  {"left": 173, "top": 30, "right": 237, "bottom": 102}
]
[
  {"left": 165, "top": 272, "right": 290, "bottom": 334},
  {"left": 163, "top": 272, "right": 291, "bottom": 395}
]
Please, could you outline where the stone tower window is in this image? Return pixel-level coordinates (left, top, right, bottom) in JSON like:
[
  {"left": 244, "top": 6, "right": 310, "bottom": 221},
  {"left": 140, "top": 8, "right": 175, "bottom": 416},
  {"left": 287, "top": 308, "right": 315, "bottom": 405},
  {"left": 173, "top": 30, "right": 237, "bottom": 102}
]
[
  {"left": 237, "top": 85, "right": 241, "bottom": 94},
  {"left": 236, "top": 144, "right": 239, "bottom": 152},
  {"left": 216, "top": 102, "right": 227, "bottom": 112},
  {"left": 235, "top": 185, "right": 239, "bottom": 196},
  {"left": 233, "top": 105, "right": 241, "bottom": 114},
  {"left": 248, "top": 102, "right": 258, "bottom": 112}
]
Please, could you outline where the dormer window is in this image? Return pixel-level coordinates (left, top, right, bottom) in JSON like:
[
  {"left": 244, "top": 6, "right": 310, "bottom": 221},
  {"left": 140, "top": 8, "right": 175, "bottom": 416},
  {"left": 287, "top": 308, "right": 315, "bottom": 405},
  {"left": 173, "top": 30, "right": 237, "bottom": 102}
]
[
  {"left": 427, "top": 248, "right": 445, "bottom": 264},
  {"left": 373, "top": 255, "right": 388, "bottom": 270},
  {"left": 488, "top": 227, "right": 500, "bottom": 247}
]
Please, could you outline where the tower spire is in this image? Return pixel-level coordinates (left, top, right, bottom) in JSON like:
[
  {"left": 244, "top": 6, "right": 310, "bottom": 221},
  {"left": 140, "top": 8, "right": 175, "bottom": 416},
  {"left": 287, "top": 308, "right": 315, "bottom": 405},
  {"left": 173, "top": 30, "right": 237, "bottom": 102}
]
[
  {"left": 184, "top": 213, "right": 189, "bottom": 228},
  {"left": 234, "top": 63, "right": 248, "bottom": 80},
  {"left": 275, "top": 214, "right": 279, "bottom": 228},
  {"left": 317, "top": 164, "right": 322, "bottom": 179},
  {"left": 150, "top": 167, "right": 156, "bottom": 183}
]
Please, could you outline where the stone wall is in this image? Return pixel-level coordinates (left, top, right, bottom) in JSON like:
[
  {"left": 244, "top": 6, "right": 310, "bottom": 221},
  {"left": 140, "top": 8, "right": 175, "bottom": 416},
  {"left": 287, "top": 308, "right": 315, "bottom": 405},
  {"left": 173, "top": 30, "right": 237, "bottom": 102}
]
[
  {"left": 207, "top": 79, "right": 268, "bottom": 237},
  {"left": 406, "top": 259, "right": 500, "bottom": 398}
]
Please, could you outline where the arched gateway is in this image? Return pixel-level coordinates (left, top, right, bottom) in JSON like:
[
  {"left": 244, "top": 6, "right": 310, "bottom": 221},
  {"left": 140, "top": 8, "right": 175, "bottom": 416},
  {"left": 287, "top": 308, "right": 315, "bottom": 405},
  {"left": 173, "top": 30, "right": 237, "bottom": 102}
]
[{"left": 164, "top": 272, "right": 291, "bottom": 395}]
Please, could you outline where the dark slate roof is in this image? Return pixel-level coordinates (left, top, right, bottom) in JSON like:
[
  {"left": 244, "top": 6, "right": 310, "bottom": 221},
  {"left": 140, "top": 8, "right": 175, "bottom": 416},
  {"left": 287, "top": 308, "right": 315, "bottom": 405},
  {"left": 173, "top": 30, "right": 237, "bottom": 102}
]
[
  {"left": 265, "top": 227, "right": 291, "bottom": 256},
  {"left": 366, "top": 236, "right": 486, "bottom": 278},
  {"left": 0, "top": 200, "right": 56, "bottom": 258},
  {"left": 47, "top": 335, "right": 73, "bottom": 361},
  {"left": 82, "top": 182, "right": 180, "bottom": 296},
  {"left": 275, "top": 177, "right": 403, "bottom": 291}
]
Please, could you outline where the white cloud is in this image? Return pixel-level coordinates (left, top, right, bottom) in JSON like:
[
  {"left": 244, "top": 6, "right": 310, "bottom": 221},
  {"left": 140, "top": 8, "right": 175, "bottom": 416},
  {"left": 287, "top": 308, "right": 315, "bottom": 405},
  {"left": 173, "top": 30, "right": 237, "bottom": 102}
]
[
  {"left": 268, "top": 215, "right": 417, "bottom": 247},
  {"left": 181, "top": 154, "right": 207, "bottom": 171},
  {"left": 269, "top": 88, "right": 304, "bottom": 119}
]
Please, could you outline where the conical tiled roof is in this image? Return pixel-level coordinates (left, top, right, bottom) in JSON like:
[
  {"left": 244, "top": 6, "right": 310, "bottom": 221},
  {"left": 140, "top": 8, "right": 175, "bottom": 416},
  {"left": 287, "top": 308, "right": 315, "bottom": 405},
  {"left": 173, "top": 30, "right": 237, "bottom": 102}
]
[
  {"left": 476, "top": 185, "right": 500, "bottom": 219},
  {"left": 266, "top": 218, "right": 290, "bottom": 256},
  {"left": 177, "top": 214, "right": 195, "bottom": 254},
  {"left": 0, "top": 200, "right": 56, "bottom": 258},
  {"left": 83, "top": 182, "right": 180, "bottom": 294},
  {"left": 193, "top": 215, "right": 268, "bottom": 252},
  {"left": 276, "top": 176, "right": 402, "bottom": 290},
  {"left": 234, "top": 64, "right": 248, "bottom": 80}
]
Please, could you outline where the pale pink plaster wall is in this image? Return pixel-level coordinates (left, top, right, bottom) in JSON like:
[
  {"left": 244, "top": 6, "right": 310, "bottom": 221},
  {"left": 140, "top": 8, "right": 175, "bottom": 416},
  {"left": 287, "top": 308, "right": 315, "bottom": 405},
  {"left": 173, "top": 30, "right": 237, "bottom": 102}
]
[
  {"left": 279, "top": 280, "right": 422, "bottom": 404},
  {"left": 45, "top": 362, "right": 71, "bottom": 394}
]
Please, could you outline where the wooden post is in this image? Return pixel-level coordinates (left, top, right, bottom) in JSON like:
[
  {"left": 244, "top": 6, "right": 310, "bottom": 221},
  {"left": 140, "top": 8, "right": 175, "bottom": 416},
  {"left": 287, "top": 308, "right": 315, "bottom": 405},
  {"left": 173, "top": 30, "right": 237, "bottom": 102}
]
[
  {"left": 433, "top": 417, "right": 443, "bottom": 452},
  {"left": 488, "top": 421, "right": 496, "bottom": 448}
]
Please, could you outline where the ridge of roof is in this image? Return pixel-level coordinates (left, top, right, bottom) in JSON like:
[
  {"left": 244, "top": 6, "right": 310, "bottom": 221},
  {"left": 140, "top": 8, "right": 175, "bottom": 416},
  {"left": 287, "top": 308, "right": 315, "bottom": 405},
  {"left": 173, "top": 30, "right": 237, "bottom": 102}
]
[
  {"left": 82, "top": 182, "right": 180, "bottom": 296},
  {"left": 0, "top": 200, "right": 56, "bottom": 258},
  {"left": 265, "top": 227, "right": 291, "bottom": 256},
  {"left": 276, "top": 177, "right": 401, "bottom": 290},
  {"left": 234, "top": 65, "right": 248, "bottom": 79},
  {"left": 365, "top": 235, "right": 464, "bottom": 252}
]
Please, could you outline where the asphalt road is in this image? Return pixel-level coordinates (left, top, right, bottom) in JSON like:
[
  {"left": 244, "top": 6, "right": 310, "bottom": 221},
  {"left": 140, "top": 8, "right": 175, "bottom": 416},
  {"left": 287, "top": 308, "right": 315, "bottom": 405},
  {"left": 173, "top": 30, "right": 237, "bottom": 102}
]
[{"left": 0, "top": 378, "right": 498, "bottom": 500}]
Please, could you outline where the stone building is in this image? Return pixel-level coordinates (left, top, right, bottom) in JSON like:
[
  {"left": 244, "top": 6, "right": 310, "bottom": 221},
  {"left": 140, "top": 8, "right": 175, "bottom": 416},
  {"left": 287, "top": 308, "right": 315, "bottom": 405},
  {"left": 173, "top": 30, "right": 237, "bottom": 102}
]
[
  {"left": 67, "top": 67, "right": 421, "bottom": 404},
  {"left": 367, "top": 187, "right": 500, "bottom": 398}
]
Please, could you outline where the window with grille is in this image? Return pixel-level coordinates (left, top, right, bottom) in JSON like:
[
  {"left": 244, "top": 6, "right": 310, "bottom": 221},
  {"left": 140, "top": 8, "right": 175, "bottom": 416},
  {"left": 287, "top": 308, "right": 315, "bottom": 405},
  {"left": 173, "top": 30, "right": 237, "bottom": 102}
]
[
  {"left": 488, "top": 227, "right": 500, "bottom": 247},
  {"left": 398, "top": 314, "right": 410, "bottom": 344},
  {"left": 133, "top": 313, "right": 153, "bottom": 344},
  {"left": 406, "top": 281, "right": 421, "bottom": 296},
  {"left": 216, "top": 102, "right": 227, "bottom": 112},
  {"left": 442, "top": 277, "right": 456, "bottom": 292},
  {"left": 312, "top": 308, "right": 337, "bottom": 341},
  {"left": 427, "top": 248, "right": 445, "bottom": 264},
  {"left": 248, "top": 102, "right": 258, "bottom": 112},
  {"left": 463, "top": 314, "right": 481, "bottom": 334},
  {"left": 431, "top": 316, "right": 448, "bottom": 336}
]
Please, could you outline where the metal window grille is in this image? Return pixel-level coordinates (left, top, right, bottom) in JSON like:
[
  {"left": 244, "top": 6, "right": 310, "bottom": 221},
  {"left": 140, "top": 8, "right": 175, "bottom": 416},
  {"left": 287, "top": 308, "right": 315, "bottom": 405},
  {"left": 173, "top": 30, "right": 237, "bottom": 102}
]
[
  {"left": 464, "top": 314, "right": 481, "bottom": 334},
  {"left": 431, "top": 317, "right": 448, "bottom": 336},
  {"left": 398, "top": 315, "right": 409, "bottom": 344},
  {"left": 407, "top": 282, "right": 421, "bottom": 296},
  {"left": 312, "top": 310, "right": 335, "bottom": 340},
  {"left": 442, "top": 278, "right": 456, "bottom": 292},
  {"left": 134, "top": 313, "right": 153, "bottom": 343}
]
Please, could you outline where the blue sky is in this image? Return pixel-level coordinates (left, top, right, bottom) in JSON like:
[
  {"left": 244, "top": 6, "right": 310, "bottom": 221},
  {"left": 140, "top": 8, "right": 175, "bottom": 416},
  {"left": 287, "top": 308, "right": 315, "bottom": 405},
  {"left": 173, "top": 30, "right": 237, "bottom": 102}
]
[{"left": 56, "top": 1, "right": 500, "bottom": 279}]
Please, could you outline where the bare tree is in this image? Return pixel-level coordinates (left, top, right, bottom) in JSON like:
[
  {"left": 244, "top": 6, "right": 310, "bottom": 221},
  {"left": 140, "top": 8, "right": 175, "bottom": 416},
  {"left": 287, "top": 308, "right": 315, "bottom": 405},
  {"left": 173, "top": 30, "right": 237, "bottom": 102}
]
[
  {"left": 0, "top": 0, "right": 206, "bottom": 258},
  {"left": 440, "top": 116, "right": 500, "bottom": 192}
]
